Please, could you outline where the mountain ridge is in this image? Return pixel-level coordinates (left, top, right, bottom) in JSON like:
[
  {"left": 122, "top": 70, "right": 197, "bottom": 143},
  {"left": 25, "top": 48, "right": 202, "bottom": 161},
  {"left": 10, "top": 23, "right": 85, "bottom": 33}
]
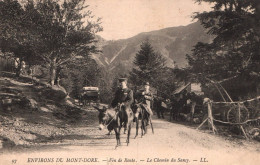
[{"left": 93, "top": 21, "right": 213, "bottom": 71}]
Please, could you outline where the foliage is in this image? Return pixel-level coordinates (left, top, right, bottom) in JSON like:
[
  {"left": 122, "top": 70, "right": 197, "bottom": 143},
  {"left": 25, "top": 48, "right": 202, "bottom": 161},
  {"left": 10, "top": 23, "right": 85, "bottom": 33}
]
[
  {"left": 187, "top": 0, "right": 260, "bottom": 81},
  {"left": 0, "top": 0, "right": 102, "bottom": 84},
  {"left": 0, "top": 0, "right": 43, "bottom": 75},
  {"left": 129, "top": 40, "right": 177, "bottom": 98},
  {"left": 186, "top": 0, "right": 260, "bottom": 99},
  {"left": 57, "top": 56, "right": 115, "bottom": 103},
  {"left": 59, "top": 57, "right": 99, "bottom": 97},
  {"left": 129, "top": 40, "right": 166, "bottom": 86},
  {"left": 33, "top": 0, "right": 102, "bottom": 85}
]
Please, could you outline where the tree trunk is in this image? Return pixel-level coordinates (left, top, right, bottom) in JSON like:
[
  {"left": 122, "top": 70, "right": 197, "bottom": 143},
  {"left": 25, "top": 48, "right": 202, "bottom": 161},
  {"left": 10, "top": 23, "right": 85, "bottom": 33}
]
[
  {"left": 54, "top": 66, "right": 61, "bottom": 86},
  {"left": 50, "top": 58, "right": 57, "bottom": 86}
]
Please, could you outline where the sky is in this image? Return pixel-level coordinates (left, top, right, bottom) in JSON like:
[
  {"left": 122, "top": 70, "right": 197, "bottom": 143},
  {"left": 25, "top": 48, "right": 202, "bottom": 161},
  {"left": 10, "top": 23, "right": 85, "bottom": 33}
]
[{"left": 87, "top": 0, "right": 212, "bottom": 40}]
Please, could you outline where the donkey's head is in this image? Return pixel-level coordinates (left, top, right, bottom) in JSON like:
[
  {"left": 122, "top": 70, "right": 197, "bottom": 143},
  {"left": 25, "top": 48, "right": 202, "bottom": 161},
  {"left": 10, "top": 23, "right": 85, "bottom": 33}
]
[
  {"left": 132, "top": 103, "right": 142, "bottom": 119},
  {"left": 93, "top": 106, "right": 109, "bottom": 130}
]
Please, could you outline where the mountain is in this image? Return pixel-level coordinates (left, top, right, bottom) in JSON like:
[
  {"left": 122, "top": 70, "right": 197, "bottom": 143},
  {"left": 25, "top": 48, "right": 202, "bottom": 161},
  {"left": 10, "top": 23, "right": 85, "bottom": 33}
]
[{"left": 93, "top": 21, "right": 213, "bottom": 72}]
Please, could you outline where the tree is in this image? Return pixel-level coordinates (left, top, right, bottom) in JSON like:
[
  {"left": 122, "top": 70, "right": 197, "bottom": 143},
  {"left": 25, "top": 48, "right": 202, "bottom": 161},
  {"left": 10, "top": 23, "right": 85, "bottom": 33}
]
[
  {"left": 29, "top": 0, "right": 102, "bottom": 85},
  {"left": 186, "top": 0, "right": 260, "bottom": 100},
  {"left": 129, "top": 40, "right": 166, "bottom": 87},
  {"left": 37, "top": 0, "right": 102, "bottom": 85},
  {"left": 0, "top": 0, "right": 43, "bottom": 76},
  {"left": 155, "top": 68, "right": 177, "bottom": 98},
  {"left": 187, "top": 0, "right": 260, "bottom": 81}
]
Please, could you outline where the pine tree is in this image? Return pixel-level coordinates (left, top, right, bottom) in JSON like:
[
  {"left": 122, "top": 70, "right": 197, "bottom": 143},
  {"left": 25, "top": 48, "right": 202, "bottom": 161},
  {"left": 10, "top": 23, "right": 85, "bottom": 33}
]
[{"left": 130, "top": 40, "right": 166, "bottom": 87}]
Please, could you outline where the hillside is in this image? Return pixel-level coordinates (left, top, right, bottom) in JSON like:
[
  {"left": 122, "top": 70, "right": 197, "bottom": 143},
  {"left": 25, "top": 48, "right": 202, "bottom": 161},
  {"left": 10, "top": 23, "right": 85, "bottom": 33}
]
[
  {"left": 95, "top": 21, "right": 213, "bottom": 71},
  {"left": 0, "top": 72, "right": 96, "bottom": 149}
]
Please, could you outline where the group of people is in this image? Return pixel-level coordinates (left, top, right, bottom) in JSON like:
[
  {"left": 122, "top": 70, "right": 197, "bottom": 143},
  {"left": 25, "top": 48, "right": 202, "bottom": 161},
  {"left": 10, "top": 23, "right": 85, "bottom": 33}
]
[
  {"left": 109, "top": 78, "right": 202, "bottom": 122},
  {"left": 110, "top": 78, "right": 153, "bottom": 120}
]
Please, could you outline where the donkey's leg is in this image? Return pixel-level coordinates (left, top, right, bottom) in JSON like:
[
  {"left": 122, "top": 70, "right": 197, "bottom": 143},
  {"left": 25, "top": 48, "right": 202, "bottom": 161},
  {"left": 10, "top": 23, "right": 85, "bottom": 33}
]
[
  {"left": 135, "top": 118, "right": 139, "bottom": 138},
  {"left": 114, "top": 128, "right": 119, "bottom": 148},
  {"left": 115, "top": 117, "right": 122, "bottom": 148},
  {"left": 126, "top": 122, "right": 132, "bottom": 145},
  {"left": 144, "top": 119, "right": 148, "bottom": 134},
  {"left": 118, "top": 126, "right": 121, "bottom": 146},
  {"left": 124, "top": 125, "right": 127, "bottom": 134},
  {"left": 140, "top": 113, "right": 144, "bottom": 137},
  {"left": 141, "top": 120, "right": 145, "bottom": 137},
  {"left": 124, "top": 116, "right": 128, "bottom": 134},
  {"left": 106, "top": 130, "right": 112, "bottom": 135}
]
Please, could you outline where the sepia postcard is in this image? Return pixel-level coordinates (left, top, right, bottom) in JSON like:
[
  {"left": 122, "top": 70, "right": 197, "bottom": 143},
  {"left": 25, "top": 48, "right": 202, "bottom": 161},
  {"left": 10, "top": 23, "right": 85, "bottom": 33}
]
[{"left": 0, "top": 0, "right": 259, "bottom": 165}]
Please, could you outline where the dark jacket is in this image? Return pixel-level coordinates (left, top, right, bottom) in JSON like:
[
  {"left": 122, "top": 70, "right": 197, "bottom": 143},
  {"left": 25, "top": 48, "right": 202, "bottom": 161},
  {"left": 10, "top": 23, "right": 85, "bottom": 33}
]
[{"left": 111, "top": 88, "right": 134, "bottom": 108}]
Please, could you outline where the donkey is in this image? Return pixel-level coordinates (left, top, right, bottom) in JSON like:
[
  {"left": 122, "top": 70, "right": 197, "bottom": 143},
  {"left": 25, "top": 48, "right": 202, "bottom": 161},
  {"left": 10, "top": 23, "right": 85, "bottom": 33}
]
[
  {"left": 116, "top": 103, "right": 134, "bottom": 146},
  {"left": 132, "top": 103, "right": 154, "bottom": 138},
  {"left": 93, "top": 105, "right": 133, "bottom": 148}
]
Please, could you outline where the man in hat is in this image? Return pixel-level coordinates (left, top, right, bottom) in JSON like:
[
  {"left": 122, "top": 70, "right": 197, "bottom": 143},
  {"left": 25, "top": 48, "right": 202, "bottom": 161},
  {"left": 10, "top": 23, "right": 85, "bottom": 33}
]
[
  {"left": 140, "top": 82, "right": 153, "bottom": 117},
  {"left": 111, "top": 78, "right": 134, "bottom": 111},
  {"left": 111, "top": 78, "right": 134, "bottom": 133}
]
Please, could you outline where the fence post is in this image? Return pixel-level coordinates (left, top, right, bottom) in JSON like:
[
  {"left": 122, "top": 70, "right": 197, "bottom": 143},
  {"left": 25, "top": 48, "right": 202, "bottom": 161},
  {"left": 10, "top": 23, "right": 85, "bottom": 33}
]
[
  {"left": 197, "top": 99, "right": 217, "bottom": 134},
  {"left": 208, "top": 101, "right": 217, "bottom": 134}
]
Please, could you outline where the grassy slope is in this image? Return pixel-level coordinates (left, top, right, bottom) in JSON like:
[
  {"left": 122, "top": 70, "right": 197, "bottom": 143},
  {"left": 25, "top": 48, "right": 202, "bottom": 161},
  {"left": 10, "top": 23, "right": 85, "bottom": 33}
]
[{"left": 0, "top": 72, "right": 98, "bottom": 151}]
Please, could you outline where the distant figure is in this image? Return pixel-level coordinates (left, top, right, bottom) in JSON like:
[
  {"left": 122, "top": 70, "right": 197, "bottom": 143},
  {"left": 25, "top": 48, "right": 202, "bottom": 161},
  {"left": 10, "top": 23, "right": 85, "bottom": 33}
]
[
  {"left": 20, "top": 61, "right": 26, "bottom": 75},
  {"left": 14, "top": 58, "right": 20, "bottom": 75},
  {"left": 172, "top": 92, "right": 187, "bottom": 121},
  {"left": 153, "top": 97, "right": 165, "bottom": 119},
  {"left": 170, "top": 95, "right": 178, "bottom": 121},
  {"left": 14, "top": 58, "right": 19, "bottom": 70}
]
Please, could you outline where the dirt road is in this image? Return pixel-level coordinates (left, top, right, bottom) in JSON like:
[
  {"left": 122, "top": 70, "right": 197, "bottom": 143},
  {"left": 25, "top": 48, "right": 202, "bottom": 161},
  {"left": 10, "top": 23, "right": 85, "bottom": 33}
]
[{"left": 1, "top": 110, "right": 260, "bottom": 165}]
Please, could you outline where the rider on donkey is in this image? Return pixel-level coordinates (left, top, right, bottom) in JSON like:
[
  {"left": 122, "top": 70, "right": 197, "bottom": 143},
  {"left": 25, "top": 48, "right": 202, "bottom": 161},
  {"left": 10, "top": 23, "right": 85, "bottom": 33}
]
[
  {"left": 141, "top": 82, "right": 153, "bottom": 124},
  {"left": 111, "top": 78, "right": 134, "bottom": 110},
  {"left": 134, "top": 82, "right": 153, "bottom": 124},
  {"left": 140, "top": 82, "right": 153, "bottom": 116},
  {"left": 111, "top": 78, "right": 134, "bottom": 134}
]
